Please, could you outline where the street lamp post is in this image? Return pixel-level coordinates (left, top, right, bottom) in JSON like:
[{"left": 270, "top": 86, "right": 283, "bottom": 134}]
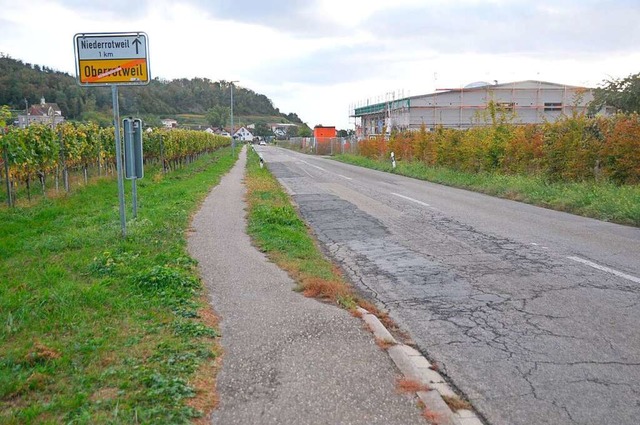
[{"left": 230, "top": 80, "right": 239, "bottom": 151}]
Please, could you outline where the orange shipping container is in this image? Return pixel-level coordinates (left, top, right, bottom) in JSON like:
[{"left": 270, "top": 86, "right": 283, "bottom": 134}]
[{"left": 313, "top": 125, "right": 337, "bottom": 139}]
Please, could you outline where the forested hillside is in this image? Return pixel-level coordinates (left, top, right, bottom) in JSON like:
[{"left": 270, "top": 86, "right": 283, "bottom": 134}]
[{"left": 0, "top": 54, "right": 303, "bottom": 125}]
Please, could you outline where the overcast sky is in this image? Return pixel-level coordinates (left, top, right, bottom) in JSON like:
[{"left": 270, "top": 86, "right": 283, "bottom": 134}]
[{"left": 1, "top": 0, "right": 639, "bottom": 129}]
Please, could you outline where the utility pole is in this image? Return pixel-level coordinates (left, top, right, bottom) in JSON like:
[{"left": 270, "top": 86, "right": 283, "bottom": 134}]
[{"left": 230, "top": 80, "right": 239, "bottom": 151}]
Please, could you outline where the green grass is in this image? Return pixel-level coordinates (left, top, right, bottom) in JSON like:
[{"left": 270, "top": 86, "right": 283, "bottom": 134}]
[
  {"left": 333, "top": 154, "right": 640, "bottom": 227},
  {"left": 0, "top": 148, "right": 238, "bottom": 424},
  {"left": 244, "top": 148, "right": 359, "bottom": 308}
]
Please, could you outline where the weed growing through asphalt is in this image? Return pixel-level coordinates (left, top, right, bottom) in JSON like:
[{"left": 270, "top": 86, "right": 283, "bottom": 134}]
[{"left": 0, "top": 147, "right": 237, "bottom": 423}]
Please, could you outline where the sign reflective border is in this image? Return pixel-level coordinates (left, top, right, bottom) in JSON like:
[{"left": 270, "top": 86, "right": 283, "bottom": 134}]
[{"left": 74, "top": 32, "right": 150, "bottom": 86}]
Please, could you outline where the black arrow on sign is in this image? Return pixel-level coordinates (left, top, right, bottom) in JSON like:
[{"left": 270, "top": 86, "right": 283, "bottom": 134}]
[{"left": 132, "top": 38, "right": 142, "bottom": 54}]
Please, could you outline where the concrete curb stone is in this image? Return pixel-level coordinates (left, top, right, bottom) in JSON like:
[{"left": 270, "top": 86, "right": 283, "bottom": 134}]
[{"left": 357, "top": 307, "right": 484, "bottom": 425}]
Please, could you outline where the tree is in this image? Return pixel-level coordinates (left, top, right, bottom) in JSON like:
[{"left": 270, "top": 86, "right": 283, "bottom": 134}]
[
  {"left": 589, "top": 72, "right": 640, "bottom": 115},
  {"left": 254, "top": 122, "right": 273, "bottom": 138},
  {"left": 298, "top": 125, "right": 312, "bottom": 137},
  {"left": 205, "top": 105, "right": 230, "bottom": 128},
  {"left": 337, "top": 129, "right": 355, "bottom": 138},
  {"left": 0, "top": 56, "right": 309, "bottom": 126},
  {"left": 286, "top": 126, "right": 299, "bottom": 138}
]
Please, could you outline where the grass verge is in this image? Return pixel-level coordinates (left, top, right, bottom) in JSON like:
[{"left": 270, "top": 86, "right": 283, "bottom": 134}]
[
  {"left": 0, "top": 148, "right": 238, "bottom": 424},
  {"left": 245, "top": 148, "right": 387, "bottom": 318},
  {"left": 333, "top": 154, "right": 640, "bottom": 227}
]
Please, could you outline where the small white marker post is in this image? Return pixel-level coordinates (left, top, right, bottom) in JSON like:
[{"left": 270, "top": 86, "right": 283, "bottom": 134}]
[{"left": 391, "top": 151, "right": 396, "bottom": 169}]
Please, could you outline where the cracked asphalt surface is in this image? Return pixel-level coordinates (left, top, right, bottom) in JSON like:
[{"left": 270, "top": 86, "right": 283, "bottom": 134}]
[{"left": 258, "top": 146, "right": 640, "bottom": 425}]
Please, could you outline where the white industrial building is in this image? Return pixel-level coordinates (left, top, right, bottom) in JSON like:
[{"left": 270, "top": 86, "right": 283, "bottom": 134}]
[{"left": 351, "top": 80, "right": 594, "bottom": 138}]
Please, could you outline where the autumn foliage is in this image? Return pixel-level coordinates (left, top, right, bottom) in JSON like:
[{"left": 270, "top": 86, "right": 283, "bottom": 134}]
[{"left": 356, "top": 113, "right": 640, "bottom": 185}]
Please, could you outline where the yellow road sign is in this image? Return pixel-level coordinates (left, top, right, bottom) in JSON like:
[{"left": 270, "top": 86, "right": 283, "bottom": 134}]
[{"left": 74, "top": 32, "right": 150, "bottom": 86}]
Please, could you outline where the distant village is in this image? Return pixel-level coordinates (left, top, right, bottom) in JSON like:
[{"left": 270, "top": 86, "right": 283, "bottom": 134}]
[
  {"left": 15, "top": 79, "right": 610, "bottom": 143},
  {"left": 15, "top": 98, "right": 316, "bottom": 142}
]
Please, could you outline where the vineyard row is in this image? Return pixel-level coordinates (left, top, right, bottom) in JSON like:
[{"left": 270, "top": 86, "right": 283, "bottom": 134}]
[{"left": 0, "top": 123, "right": 231, "bottom": 204}]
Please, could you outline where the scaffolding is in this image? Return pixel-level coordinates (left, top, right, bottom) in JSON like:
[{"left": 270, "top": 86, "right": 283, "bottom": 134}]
[{"left": 351, "top": 81, "right": 591, "bottom": 136}]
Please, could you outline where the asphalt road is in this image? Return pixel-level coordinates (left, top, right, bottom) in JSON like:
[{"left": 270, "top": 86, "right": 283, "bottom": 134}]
[{"left": 256, "top": 145, "right": 640, "bottom": 425}]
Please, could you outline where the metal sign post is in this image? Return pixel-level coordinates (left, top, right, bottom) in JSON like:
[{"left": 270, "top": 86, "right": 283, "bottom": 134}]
[
  {"left": 74, "top": 32, "right": 150, "bottom": 237},
  {"left": 112, "top": 87, "right": 127, "bottom": 235},
  {"left": 123, "top": 118, "right": 144, "bottom": 218}
]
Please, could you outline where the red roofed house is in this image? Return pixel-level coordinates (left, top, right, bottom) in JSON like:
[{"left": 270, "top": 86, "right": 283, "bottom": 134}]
[{"left": 18, "top": 97, "right": 65, "bottom": 128}]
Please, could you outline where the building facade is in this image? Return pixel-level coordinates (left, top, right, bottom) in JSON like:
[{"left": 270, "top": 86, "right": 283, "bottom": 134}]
[
  {"left": 17, "top": 97, "right": 64, "bottom": 129},
  {"left": 352, "top": 80, "right": 594, "bottom": 138},
  {"left": 233, "top": 126, "right": 254, "bottom": 142}
]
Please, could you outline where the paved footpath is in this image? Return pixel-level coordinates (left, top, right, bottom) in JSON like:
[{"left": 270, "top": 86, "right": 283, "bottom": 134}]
[{"left": 187, "top": 147, "right": 426, "bottom": 425}]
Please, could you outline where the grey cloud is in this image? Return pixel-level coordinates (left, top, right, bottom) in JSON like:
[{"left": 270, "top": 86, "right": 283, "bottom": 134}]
[
  {"left": 362, "top": 1, "right": 640, "bottom": 56},
  {"left": 243, "top": 42, "right": 405, "bottom": 86},
  {"left": 54, "top": 0, "right": 149, "bottom": 18},
  {"left": 176, "top": 0, "right": 346, "bottom": 37},
  {"left": 54, "top": 0, "right": 349, "bottom": 37}
]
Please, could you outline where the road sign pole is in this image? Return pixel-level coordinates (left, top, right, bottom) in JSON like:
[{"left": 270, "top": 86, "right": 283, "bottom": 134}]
[
  {"left": 74, "top": 32, "right": 150, "bottom": 236},
  {"left": 132, "top": 178, "right": 138, "bottom": 218},
  {"left": 112, "top": 85, "right": 127, "bottom": 237}
]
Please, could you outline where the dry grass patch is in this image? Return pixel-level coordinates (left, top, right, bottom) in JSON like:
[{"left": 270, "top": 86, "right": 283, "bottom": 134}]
[
  {"left": 187, "top": 296, "right": 223, "bottom": 423},
  {"left": 187, "top": 354, "right": 221, "bottom": 425},
  {"left": 301, "top": 277, "right": 350, "bottom": 300},
  {"left": 23, "top": 342, "right": 61, "bottom": 365},
  {"left": 422, "top": 407, "right": 442, "bottom": 424},
  {"left": 375, "top": 337, "right": 396, "bottom": 350},
  {"left": 89, "top": 387, "right": 119, "bottom": 403},
  {"left": 441, "top": 395, "right": 472, "bottom": 412},
  {"left": 396, "top": 378, "right": 430, "bottom": 393},
  {"left": 351, "top": 309, "right": 363, "bottom": 318},
  {"left": 358, "top": 299, "right": 397, "bottom": 330}
]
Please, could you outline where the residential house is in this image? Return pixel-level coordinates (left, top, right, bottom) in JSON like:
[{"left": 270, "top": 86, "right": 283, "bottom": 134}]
[
  {"left": 205, "top": 127, "right": 231, "bottom": 137},
  {"left": 161, "top": 118, "right": 178, "bottom": 129},
  {"left": 270, "top": 123, "right": 298, "bottom": 138},
  {"left": 17, "top": 97, "right": 64, "bottom": 128},
  {"left": 233, "top": 126, "right": 254, "bottom": 142}
]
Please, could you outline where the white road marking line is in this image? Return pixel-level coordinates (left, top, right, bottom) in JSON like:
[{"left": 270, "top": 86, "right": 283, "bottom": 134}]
[
  {"left": 300, "top": 160, "right": 326, "bottom": 172},
  {"left": 568, "top": 256, "right": 640, "bottom": 284},
  {"left": 391, "top": 193, "right": 431, "bottom": 207},
  {"left": 530, "top": 243, "right": 549, "bottom": 249},
  {"left": 299, "top": 160, "right": 352, "bottom": 180}
]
